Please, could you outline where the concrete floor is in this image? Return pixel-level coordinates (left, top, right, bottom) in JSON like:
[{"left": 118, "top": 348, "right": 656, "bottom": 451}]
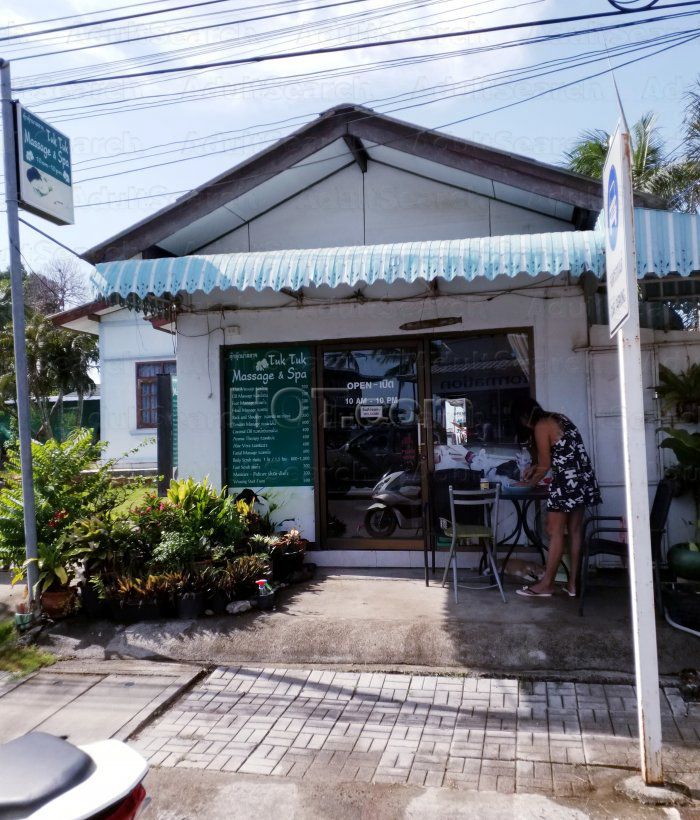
[
  {"left": 39, "top": 568, "right": 700, "bottom": 677},
  {"left": 141, "top": 768, "right": 678, "bottom": 819}
]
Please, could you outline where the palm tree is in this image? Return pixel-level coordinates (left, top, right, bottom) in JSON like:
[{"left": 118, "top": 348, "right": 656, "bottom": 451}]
[{"left": 565, "top": 112, "right": 700, "bottom": 213}]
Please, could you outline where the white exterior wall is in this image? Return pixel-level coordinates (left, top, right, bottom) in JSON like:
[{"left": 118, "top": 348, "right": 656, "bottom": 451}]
[
  {"left": 99, "top": 309, "right": 177, "bottom": 467},
  {"left": 175, "top": 279, "right": 591, "bottom": 542},
  {"left": 586, "top": 326, "right": 700, "bottom": 552},
  {"left": 198, "top": 164, "right": 571, "bottom": 254}
]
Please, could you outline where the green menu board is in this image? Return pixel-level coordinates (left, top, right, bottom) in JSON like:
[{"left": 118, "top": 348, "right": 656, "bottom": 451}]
[{"left": 225, "top": 346, "right": 314, "bottom": 488}]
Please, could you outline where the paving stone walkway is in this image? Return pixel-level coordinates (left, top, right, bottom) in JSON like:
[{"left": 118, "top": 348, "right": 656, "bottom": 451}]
[{"left": 131, "top": 667, "right": 700, "bottom": 797}]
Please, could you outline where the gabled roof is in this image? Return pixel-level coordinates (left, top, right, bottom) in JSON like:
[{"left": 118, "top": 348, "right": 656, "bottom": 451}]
[
  {"left": 83, "top": 104, "right": 661, "bottom": 264},
  {"left": 50, "top": 298, "right": 120, "bottom": 334}
]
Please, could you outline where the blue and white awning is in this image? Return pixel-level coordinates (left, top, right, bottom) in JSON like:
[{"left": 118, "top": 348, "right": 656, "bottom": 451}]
[{"left": 91, "top": 208, "right": 700, "bottom": 300}]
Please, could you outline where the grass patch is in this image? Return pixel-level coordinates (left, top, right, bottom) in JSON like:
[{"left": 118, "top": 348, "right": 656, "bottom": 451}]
[
  {"left": 0, "top": 620, "right": 54, "bottom": 677},
  {"left": 114, "top": 485, "right": 151, "bottom": 515}
]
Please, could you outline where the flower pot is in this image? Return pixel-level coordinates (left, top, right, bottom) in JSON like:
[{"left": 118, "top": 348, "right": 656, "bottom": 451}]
[
  {"left": 669, "top": 543, "right": 700, "bottom": 581},
  {"left": 271, "top": 549, "right": 305, "bottom": 582},
  {"left": 206, "top": 590, "right": 229, "bottom": 616},
  {"left": 256, "top": 589, "right": 275, "bottom": 611},
  {"left": 41, "top": 587, "right": 76, "bottom": 619},
  {"left": 109, "top": 598, "right": 160, "bottom": 624},
  {"left": 157, "top": 592, "right": 177, "bottom": 619},
  {"left": 176, "top": 591, "right": 204, "bottom": 619},
  {"left": 80, "top": 584, "right": 110, "bottom": 619}
]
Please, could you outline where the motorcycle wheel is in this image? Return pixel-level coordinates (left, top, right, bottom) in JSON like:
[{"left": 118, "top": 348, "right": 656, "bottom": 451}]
[{"left": 364, "top": 507, "right": 397, "bottom": 537}]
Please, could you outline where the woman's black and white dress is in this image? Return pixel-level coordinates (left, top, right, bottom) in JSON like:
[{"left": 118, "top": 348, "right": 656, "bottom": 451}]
[{"left": 546, "top": 416, "right": 601, "bottom": 512}]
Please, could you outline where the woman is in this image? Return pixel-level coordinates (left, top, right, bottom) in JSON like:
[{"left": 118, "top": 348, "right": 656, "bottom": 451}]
[{"left": 511, "top": 397, "right": 601, "bottom": 598}]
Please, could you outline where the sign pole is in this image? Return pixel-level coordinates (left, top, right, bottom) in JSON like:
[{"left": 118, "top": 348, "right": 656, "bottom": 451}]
[
  {"left": 604, "top": 122, "right": 664, "bottom": 784},
  {"left": 0, "top": 59, "right": 40, "bottom": 605}
]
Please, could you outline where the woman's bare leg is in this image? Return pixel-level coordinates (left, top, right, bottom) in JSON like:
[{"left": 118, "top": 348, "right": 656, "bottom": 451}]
[
  {"left": 567, "top": 506, "right": 585, "bottom": 595},
  {"left": 528, "top": 511, "right": 566, "bottom": 594}
]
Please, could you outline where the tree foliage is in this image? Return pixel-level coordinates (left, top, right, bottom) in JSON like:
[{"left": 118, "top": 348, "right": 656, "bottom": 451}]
[
  {"left": 565, "top": 111, "right": 700, "bottom": 213},
  {"left": 0, "top": 260, "right": 97, "bottom": 441}
]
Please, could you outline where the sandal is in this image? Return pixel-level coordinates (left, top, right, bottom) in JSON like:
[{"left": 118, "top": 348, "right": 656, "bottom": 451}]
[
  {"left": 561, "top": 587, "right": 577, "bottom": 598},
  {"left": 516, "top": 586, "right": 553, "bottom": 598}
]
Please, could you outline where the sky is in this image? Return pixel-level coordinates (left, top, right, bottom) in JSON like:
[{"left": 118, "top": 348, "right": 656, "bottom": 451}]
[{"left": 1, "top": 0, "right": 698, "bottom": 288}]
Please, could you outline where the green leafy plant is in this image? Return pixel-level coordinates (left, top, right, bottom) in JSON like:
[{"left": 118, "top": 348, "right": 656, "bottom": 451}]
[
  {"left": 17, "top": 541, "right": 88, "bottom": 595},
  {"left": 657, "top": 364, "right": 700, "bottom": 422},
  {"left": 659, "top": 426, "right": 700, "bottom": 544},
  {"left": 0, "top": 430, "right": 151, "bottom": 575},
  {"left": 226, "top": 553, "right": 271, "bottom": 597},
  {"left": 152, "top": 530, "right": 204, "bottom": 571}
]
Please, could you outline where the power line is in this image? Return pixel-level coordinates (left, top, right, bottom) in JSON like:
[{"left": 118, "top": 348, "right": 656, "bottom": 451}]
[
  {"left": 11, "top": 0, "right": 457, "bottom": 71},
  {"left": 22, "top": 0, "right": 691, "bottom": 109},
  {"left": 9, "top": 0, "right": 378, "bottom": 64},
  {"left": 0, "top": 0, "right": 268, "bottom": 43},
  {"left": 2, "top": 0, "right": 182, "bottom": 30},
  {"left": 15, "top": 1, "right": 700, "bottom": 92},
  {"left": 71, "top": 25, "right": 696, "bottom": 185},
  {"left": 0, "top": 10, "right": 693, "bottom": 190},
  {"left": 63, "top": 26, "right": 697, "bottom": 211},
  {"left": 32, "top": 6, "right": 700, "bottom": 126}
]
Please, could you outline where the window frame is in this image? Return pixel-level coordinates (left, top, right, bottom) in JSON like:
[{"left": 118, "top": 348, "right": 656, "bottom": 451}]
[{"left": 135, "top": 360, "right": 176, "bottom": 429}]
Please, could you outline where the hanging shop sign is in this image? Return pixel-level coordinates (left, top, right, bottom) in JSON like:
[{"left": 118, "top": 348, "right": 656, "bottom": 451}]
[
  {"left": 225, "top": 346, "right": 313, "bottom": 488},
  {"left": 15, "top": 103, "right": 73, "bottom": 225}
]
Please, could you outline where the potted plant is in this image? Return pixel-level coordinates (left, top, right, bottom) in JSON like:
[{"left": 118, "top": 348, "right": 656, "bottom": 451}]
[
  {"left": 657, "top": 363, "right": 700, "bottom": 424},
  {"left": 226, "top": 553, "right": 271, "bottom": 600},
  {"left": 109, "top": 575, "right": 160, "bottom": 623},
  {"left": 200, "top": 565, "right": 228, "bottom": 615},
  {"left": 174, "top": 571, "right": 206, "bottom": 619},
  {"left": 18, "top": 543, "right": 84, "bottom": 619},
  {"left": 659, "top": 427, "right": 700, "bottom": 580},
  {"left": 269, "top": 529, "right": 307, "bottom": 582}
]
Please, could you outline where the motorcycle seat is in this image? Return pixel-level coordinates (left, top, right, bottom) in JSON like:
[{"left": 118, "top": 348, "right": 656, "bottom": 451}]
[{"left": 0, "top": 731, "right": 93, "bottom": 816}]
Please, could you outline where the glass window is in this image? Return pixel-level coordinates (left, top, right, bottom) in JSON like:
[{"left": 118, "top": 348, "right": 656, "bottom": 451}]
[
  {"left": 430, "top": 333, "right": 531, "bottom": 475},
  {"left": 321, "top": 347, "right": 421, "bottom": 541},
  {"left": 136, "top": 361, "right": 176, "bottom": 428}
]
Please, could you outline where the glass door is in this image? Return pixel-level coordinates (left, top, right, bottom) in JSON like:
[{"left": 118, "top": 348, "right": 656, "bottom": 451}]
[{"left": 319, "top": 344, "right": 425, "bottom": 546}]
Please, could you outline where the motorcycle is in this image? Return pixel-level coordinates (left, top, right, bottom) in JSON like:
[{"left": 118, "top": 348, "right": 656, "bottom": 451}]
[
  {"left": 0, "top": 731, "right": 149, "bottom": 820},
  {"left": 364, "top": 470, "right": 422, "bottom": 538}
]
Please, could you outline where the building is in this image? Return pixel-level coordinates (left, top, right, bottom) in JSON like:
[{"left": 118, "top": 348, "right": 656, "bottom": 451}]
[
  {"left": 59, "top": 105, "right": 700, "bottom": 566},
  {"left": 53, "top": 300, "right": 175, "bottom": 472}
]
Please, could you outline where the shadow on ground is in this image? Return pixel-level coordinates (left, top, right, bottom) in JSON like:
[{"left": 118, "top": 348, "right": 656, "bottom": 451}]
[{"left": 32, "top": 567, "right": 700, "bottom": 677}]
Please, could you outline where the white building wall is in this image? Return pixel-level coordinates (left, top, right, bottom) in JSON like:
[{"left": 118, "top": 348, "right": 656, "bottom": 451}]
[
  {"left": 586, "top": 326, "right": 700, "bottom": 552},
  {"left": 99, "top": 309, "right": 177, "bottom": 467},
  {"left": 197, "top": 163, "right": 572, "bottom": 254},
  {"left": 175, "top": 278, "right": 592, "bottom": 543}
]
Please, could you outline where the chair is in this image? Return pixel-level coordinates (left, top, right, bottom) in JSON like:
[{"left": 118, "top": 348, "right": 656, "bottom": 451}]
[
  {"left": 441, "top": 483, "right": 505, "bottom": 603},
  {"left": 579, "top": 479, "right": 674, "bottom": 616},
  {"left": 426, "top": 469, "right": 482, "bottom": 584}
]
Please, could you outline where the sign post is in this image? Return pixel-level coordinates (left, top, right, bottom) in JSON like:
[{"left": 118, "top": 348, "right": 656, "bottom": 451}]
[
  {"left": 604, "top": 121, "right": 664, "bottom": 785},
  {"left": 0, "top": 60, "right": 40, "bottom": 603}
]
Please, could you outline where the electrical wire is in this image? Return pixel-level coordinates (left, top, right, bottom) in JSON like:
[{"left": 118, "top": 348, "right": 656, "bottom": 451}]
[
  {"left": 52, "top": 11, "right": 700, "bottom": 125},
  {"left": 8, "top": 0, "right": 383, "bottom": 64},
  {"left": 71, "top": 26, "right": 697, "bottom": 185},
  {"left": 15, "top": 1, "right": 700, "bottom": 92},
  {"left": 60, "top": 26, "right": 698, "bottom": 211},
  {"left": 28, "top": 4, "right": 700, "bottom": 130},
  {"left": 3, "top": 0, "right": 180, "bottom": 31},
  {"left": 0, "top": 0, "right": 284, "bottom": 43}
]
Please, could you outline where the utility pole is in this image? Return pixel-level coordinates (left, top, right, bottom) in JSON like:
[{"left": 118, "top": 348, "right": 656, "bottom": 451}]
[{"left": 1, "top": 59, "right": 40, "bottom": 606}]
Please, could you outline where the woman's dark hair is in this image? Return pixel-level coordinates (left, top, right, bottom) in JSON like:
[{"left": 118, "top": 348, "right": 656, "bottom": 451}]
[{"left": 510, "top": 396, "right": 558, "bottom": 443}]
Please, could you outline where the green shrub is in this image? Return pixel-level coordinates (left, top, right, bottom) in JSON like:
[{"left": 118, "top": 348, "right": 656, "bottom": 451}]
[{"left": 0, "top": 429, "right": 151, "bottom": 580}]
